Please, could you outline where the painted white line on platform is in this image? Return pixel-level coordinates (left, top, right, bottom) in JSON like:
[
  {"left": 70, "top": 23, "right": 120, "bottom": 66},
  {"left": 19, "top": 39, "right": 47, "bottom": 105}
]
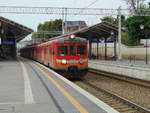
[
  {"left": 34, "top": 61, "right": 119, "bottom": 113},
  {"left": 20, "top": 61, "right": 34, "bottom": 104},
  {"left": 0, "top": 102, "right": 24, "bottom": 105}
]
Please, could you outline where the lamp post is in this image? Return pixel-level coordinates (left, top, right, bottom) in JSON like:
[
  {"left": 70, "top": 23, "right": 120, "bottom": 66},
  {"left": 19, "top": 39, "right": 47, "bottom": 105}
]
[{"left": 140, "top": 24, "right": 148, "bottom": 64}]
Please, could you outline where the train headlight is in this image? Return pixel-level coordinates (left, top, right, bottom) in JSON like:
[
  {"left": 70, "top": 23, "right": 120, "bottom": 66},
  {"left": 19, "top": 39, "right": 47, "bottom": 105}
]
[
  {"left": 79, "top": 59, "right": 84, "bottom": 64},
  {"left": 61, "top": 59, "right": 67, "bottom": 64},
  {"left": 70, "top": 35, "right": 76, "bottom": 39}
]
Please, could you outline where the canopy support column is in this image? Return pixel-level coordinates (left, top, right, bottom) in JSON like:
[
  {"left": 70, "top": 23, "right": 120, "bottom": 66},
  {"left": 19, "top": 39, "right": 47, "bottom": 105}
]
[
  {"left": 88, "top": 34, "right": 92, "bottom": 59},
  {"left": 114, "top": 35, "right": 117, "bottom": 60},
  {"left": 97, "top": 38, "right": 99, "bottom": 59},
  {"left": 13, "top": 30, "right": 17, "bottom": 59},
  {"left": 105, "top": 37, "right": 107, "bottom": 60}
]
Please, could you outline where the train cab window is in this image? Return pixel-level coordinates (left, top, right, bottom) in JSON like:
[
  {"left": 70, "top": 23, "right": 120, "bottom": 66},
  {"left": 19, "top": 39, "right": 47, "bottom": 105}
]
[
  {"left": 58, "top": 46, "right": 68, "bottom": 56},
  {"left": 77, "top": 45, "right": 86, "bottom": 56},
  {"left": 70, "top": 45, "right": 76, "bottom": 56}
]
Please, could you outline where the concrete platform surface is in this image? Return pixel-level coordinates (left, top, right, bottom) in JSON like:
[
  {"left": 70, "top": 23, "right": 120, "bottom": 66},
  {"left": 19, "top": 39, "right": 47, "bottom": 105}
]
[
  {"left": 89, "top": 59, "right": 150, "bottom": 82},
  {"left": 0, "top": 58, "right": 119, "bottom": 113}
]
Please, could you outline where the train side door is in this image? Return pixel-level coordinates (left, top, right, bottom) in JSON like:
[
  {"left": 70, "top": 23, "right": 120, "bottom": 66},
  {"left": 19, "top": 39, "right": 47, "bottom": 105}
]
[
  {"left": 47, "top": 45, "right": 50, "bottom": 65},
  {"left": 52, "top": 44, "right": 54, "bottom": 67},
  {"left": 33, "top": 48, "right": 36, "bottom": 59},
  {"left": 42, "top": 47, "right": 44, "bottom": 61}
]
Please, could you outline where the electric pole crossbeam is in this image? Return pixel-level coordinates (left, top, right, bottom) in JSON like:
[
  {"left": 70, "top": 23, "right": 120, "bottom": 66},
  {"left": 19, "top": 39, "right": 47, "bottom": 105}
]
[
  {"left": 35, "top": 31, "right": 62, "bottom": 35},
  {"left": 0, "top": 6, "right": 126, "bottom": 16}
]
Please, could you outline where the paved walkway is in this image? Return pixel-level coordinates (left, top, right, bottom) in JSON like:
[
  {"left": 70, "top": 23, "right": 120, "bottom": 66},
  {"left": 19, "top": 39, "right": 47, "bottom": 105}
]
[
  {"left": 0, "top": 57, "right": 119, "bottom": 113},
  {"left": 89, "top": 59, "right": 150, "bottom": 82},
  {"left": 90, "top": 59, "right": 150, "bottom": 69}
]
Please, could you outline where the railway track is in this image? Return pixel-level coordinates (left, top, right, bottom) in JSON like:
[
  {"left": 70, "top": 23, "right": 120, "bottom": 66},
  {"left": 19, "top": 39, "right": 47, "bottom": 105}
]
[
  {"left": 74, "top": 69, "right": 150, "bottom": 113},
  {"left": 88, "top": 68, "right": 150, "bottom": 88},
  {"left": 80, "top": 79, "right": 150, "bottom": 113}
]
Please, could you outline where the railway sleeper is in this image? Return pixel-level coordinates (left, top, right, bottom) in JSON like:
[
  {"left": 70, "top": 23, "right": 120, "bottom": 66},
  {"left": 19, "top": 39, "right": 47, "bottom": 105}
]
[
  {"left": 120, "top": 109, "right": 140, "bottom": 113},
  {"left": 104, "top": 100, "right": 119, "bottom": 104},
  {"left": 106, "top": 101, "right": 123, "bottom": 105},
  {"left": 100, "top": 96, "right": 112, "bottom": 100},
  {"left": 113, "top": 106, "right": 131, "bottom": 109},
  {"left": 110, "top": 103, "right": 128, "bottom": 107}
]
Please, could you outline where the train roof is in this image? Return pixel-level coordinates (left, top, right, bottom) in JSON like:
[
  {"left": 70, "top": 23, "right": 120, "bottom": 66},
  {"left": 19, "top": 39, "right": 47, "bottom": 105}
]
[{"left": 38, "top": 36, "right": 86, "bottom": 46}]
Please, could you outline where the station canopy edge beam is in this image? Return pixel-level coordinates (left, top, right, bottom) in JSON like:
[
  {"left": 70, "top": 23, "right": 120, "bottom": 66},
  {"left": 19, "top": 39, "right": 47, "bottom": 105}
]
[{"left": 0, "top": 16, "right": 33, "bottom": 42}]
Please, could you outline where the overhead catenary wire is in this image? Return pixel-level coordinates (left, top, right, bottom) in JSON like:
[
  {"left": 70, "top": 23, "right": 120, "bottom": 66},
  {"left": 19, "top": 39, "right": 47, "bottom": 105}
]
[
  {"left": 75, "top": 0, "right": 99, "bottom": 15},
  {"left": 0, "top": 6, "right": 149, "bottom": 16}
]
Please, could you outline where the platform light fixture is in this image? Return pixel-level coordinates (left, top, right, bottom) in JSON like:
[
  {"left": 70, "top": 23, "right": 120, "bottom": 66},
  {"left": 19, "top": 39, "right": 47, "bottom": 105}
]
[
  {"left": 0, "top": 37, "right": 1, "bottom": 45},
  {"left": 1, "top": 28, "right": 4, "bottom": 34},
  {"left": 111, "top": 30, "right": 114, "bottom": 35},
  {"left": 140, "top": 24, "right": 148, "bottom": 64},
  {"left": 140, "top": 24, "right": 144, "bottom": 30}
]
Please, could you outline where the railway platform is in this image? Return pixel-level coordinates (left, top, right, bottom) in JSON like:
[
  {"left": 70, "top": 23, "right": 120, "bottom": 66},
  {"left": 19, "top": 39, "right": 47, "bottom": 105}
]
[
  {"left": 0, "top": 57, "right": 119, "bottom": 113},
  {"left": 89, "top": 59, "right": 150, "bottom": 82}
]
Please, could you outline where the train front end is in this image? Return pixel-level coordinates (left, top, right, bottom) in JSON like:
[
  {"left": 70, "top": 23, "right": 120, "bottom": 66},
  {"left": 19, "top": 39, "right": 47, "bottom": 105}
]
[{"left": 55, "top": 35, "right": 88, "bottom": 78}]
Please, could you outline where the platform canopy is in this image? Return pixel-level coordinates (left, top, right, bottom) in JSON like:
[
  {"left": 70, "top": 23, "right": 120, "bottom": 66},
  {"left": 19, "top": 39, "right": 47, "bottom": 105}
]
[
  {"left": 65, "top": 21, "right": 126, "bottom": 60},
  {"left": 0, "top": 16, "right": 33, "bottom": 42},
  {"left": 0, "top": 16, "right": 33, "bottom": 59},
  {"left": 70, "top": 21, "right": 125, "bottom": 39}
]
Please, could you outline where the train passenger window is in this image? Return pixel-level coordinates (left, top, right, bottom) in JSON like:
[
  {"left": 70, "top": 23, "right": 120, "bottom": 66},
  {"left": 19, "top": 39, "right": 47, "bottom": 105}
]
[
  {"left": 58, "top": 46, "right": 68, "bottom": 56},
  {"left": 70, "top": 45, "right": 76, "bottom": 56},
  {"left": 77, "top": 45, "right": 86, "bottom": 56}
]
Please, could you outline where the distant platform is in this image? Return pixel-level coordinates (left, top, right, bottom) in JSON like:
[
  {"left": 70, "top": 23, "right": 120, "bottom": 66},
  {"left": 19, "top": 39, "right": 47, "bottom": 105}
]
[{"left": 89, "top": 59, "right": 150, "bottom": 82}]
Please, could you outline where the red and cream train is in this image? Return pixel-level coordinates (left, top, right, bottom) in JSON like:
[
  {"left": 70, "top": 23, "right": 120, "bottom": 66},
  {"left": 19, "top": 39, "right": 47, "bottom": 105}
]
[{"left": 20, "top": 35, "right": 88, "bottom": 78}]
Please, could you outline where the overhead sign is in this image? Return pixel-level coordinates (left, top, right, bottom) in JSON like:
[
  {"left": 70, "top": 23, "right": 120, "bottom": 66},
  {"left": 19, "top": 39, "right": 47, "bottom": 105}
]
[
  {"left": 91, "top": 40, "right": 114, "bottom": 43},
  {"left": 140, "top": 39, "right": 150, "bottom": 45},
  {"left": 91, "top": 40, "right": 101, "bottom": 43},
  {"left": 2, "top": 41, "right": 14, "bottom": 45}
]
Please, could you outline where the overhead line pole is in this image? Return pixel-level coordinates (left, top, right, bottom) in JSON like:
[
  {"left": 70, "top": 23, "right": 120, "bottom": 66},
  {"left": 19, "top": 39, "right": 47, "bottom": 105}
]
[
  {"left": 118, "top": 6, "right": 122, "bottom": 61},
  {"left": 62, "top": 8, "right": 65, "bottom": 34},
  {"left": 64, "top": 8, "right": 67, "bottom": 34}
]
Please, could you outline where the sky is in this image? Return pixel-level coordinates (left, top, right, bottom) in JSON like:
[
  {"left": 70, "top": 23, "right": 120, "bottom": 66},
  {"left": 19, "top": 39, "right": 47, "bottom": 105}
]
[{"left": 0, "top": 0, "right": 128, "bottom": 40}]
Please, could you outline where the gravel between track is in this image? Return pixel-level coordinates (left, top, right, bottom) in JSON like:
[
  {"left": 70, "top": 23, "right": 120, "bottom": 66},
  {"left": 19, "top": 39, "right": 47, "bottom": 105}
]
[{"left": 74, "top": 72, "right": 150, "bottom": 110}]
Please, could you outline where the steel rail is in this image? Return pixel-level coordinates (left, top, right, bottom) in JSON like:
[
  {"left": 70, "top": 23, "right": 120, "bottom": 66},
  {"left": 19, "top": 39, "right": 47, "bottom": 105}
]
[
  {"left": 81, "top": 78, "right": 150, "bottom": 113},
  {"left": 88, "top": 68, "right": 150, "bottom": 88}
]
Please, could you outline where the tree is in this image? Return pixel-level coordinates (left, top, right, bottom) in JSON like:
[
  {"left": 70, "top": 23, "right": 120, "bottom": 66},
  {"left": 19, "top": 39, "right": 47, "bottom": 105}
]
[
  {"left": 123, "top": 0, "right": 145, "bottom": 15},
  {"left": 101, "top": 15, "right": 126, "bottom": 26},
  {"left": 101, "top": 16, "right": 115, "bottom": 24},
  {"left": 33, "top": 19, "right": 62, "bottom": 40},
  {"left": 125, "top": 2, "right": 150, "bottom": 45}
]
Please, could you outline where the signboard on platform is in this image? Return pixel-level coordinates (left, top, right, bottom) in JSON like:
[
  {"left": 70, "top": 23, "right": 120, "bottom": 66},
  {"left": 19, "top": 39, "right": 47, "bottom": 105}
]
[{"left": 140, "top": 39, "right": 150, "bottom": 45}]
